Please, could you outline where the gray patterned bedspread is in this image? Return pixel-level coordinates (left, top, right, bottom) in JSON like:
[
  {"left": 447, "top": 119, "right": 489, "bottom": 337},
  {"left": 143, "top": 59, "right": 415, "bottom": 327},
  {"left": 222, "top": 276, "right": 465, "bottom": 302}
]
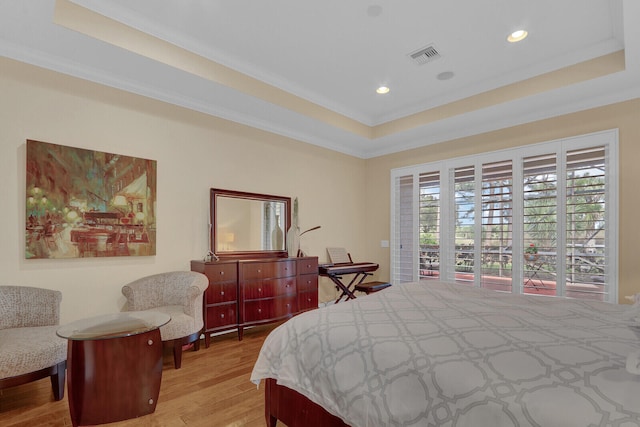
[{"left": 250, "top": 281, "right": 640, "bottom": 427}]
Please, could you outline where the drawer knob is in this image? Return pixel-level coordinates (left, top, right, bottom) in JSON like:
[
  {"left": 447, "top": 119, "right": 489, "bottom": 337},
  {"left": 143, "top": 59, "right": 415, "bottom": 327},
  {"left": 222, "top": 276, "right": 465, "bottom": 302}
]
[
  {"left": 258, "top": 288, "right": 262, "bottom": 293},
  {"left": 147, "top": 339, "right": 154, "bottom": 346},
  {"left": 257, "top": 269, "right": 262, "bottom": 273},
  {"left": 148, "top": 398, "right": 154, "bottom": 405},
  {"left": 219, "top": 271, "right": 224, "bottom": 276},
  {"left": 307, "top": 264, "right": 311, "bottom": 268},
  {"left": 307, "top": 280, "right": 311, "bottom": 284},
  {"left": 258, "top": 308, "right": 262, "bottom": 313},
  {"left": 220, "top": 313, "right": 225, "bottom": 319},
  {"left": 307, "top": 297, "right": 312, "bottom": 302},
  {"left": 286, "top": 303, "right": 290, "bottom": 308},
  {"left": 220, "top": 291, "right": 225, "bottom": 296}
]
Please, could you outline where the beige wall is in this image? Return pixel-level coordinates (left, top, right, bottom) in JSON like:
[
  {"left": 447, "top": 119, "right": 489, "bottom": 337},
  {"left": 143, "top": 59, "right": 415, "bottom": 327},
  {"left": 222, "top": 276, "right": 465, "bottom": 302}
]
[
  {"left": 0, "top": 57, "right": 366, "bottom": 323},
  {"left": 2, "top": 57, "right": 639, "bottom": 324},
  {"left": 365, "top": 98, "right": 640, "bottom": 303}
]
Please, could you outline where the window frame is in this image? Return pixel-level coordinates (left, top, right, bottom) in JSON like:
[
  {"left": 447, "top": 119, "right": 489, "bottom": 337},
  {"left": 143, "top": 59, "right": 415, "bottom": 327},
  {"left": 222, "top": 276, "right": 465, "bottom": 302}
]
[{"left": 390, "top": 129, "right": 619, "bottom": 303}]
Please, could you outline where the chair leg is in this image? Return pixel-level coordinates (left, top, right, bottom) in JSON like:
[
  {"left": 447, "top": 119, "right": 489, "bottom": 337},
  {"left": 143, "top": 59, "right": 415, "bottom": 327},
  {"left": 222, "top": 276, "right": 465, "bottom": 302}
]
[
  {"left": 168, "top": 333, "right": 202, "bottom": 369},
  {"left": 172, "top": 338, "right": 183, "bottom": 369},
  {"left": 193, "top": 331, "right": 204, "bottom": 352},
  {"left": 50, "top": 361, "right": 66, "bottom": 401}
]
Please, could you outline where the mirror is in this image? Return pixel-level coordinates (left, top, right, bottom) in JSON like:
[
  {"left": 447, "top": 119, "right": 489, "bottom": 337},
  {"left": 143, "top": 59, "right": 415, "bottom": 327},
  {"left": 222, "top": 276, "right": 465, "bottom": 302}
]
[{"left": 211, "top": 188, "right": 291, "bottom": 258}]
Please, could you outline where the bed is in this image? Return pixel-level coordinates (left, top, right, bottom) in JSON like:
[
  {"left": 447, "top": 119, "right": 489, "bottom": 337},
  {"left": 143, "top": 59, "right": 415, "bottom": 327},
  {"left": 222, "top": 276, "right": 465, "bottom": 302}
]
[{"left": 250, "top": 280, "right": 640, "bottom": 427}]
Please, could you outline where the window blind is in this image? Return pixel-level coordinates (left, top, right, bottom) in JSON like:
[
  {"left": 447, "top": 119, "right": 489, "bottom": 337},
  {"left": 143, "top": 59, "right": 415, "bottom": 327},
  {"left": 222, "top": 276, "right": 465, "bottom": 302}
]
[
  {"left": 481, "top": 160, "right": 513, "bottom": 292},
  {"left": 390, "top": 130, "right": 617, "bottom": 302},
  {"left": 419, "top": 171, "right": 440, "bottom": 280},
  {"left": 523, "top": 153, "right": 558, "bottom": 294},
  {"left": 392, "top": 174, "right": 415, "bottom": 284},
  {"left": 452, "top": 166, "right": 475, "bottom": 284},
  {"left": 565, "top": 146, "right": 607, "bottom": 299}
]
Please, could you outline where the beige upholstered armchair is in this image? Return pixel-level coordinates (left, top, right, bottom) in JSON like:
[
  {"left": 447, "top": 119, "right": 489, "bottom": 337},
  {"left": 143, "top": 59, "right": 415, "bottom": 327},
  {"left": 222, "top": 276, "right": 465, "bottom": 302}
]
[
  {"left": 121, "top": 271, "right": 209, "bottom": 369},
  {"left": 0, "top": 286, "right": 67, "bottom": 400}
]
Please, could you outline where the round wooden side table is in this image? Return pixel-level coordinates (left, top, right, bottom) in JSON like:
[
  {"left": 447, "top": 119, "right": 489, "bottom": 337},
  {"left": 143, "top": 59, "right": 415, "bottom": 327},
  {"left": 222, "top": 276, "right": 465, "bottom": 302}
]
[{"left": 57, "top": 311, "right": 170, "bottom": 427}]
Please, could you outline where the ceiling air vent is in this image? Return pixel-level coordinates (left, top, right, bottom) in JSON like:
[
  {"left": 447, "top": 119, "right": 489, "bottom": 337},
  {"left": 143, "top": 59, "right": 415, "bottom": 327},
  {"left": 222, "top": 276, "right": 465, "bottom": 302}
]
[{"left": 409, "top": 45, "right": 441, "bottom": 65}]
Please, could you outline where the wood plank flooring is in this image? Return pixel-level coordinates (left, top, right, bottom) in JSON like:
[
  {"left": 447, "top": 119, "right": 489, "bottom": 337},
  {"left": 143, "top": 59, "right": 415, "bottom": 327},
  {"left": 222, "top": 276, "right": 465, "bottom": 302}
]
[{"left": 0, "top": 323, "right": 283, "bottom": 427}]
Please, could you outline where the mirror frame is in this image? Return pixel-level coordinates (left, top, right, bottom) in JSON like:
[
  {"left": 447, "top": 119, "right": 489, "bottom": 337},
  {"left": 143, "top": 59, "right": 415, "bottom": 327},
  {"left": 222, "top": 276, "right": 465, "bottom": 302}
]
[{"left": 210, "top": 188, "right": 291, "bottom": 259}]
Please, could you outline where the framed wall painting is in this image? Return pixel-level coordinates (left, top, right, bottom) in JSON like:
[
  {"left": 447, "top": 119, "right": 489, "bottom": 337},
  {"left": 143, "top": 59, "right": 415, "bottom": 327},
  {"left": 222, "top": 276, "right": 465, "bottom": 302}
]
[{"left": 25, "top": 140, "right": 157, "bottom": 259}]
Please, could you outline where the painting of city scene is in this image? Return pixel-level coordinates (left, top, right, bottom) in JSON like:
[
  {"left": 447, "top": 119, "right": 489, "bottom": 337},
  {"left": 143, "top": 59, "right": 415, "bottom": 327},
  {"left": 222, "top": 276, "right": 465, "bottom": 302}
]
[{"left": 26, "top": 140, "right": 157, "bottom": 259}]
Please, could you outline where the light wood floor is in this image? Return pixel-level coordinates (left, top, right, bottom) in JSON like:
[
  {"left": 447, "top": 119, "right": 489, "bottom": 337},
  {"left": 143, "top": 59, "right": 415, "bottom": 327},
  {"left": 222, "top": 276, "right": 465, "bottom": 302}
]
[{"left": 0, "top": 323, "right": 282, "bottom": 427}]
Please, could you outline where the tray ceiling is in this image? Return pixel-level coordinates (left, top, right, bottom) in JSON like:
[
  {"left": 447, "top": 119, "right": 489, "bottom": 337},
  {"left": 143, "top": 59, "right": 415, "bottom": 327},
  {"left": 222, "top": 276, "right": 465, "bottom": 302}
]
[{"left": 1, "top": 0, "right": 639, "bottom": 158}]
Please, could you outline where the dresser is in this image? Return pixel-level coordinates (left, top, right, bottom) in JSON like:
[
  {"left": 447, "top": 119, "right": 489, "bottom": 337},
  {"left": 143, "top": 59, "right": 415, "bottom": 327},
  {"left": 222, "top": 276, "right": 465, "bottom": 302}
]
[{"left": 191, "top": 256, "right": 318, "bottom": 346}]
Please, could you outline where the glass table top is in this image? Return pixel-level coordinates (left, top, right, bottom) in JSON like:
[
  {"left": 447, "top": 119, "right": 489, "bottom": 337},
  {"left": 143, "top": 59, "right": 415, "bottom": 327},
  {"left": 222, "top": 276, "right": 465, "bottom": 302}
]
[{"left": 57, "top": 311, "right": 171, "bottom": 340}]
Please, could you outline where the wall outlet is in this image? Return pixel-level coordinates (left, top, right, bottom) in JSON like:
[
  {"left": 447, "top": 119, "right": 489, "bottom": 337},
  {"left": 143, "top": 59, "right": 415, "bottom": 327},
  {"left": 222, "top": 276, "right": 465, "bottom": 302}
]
[{"left": 380, "top": 240, "right": 389, "bottom": 248}]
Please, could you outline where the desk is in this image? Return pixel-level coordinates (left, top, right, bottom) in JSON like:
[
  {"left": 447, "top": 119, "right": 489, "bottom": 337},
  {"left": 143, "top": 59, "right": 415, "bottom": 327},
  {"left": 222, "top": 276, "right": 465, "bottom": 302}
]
[
  {"left": 57, "top": 312, "right": 170, "bottom": 427},
  {"left": 319, "top": 262, "right": 379, "bottom": 303}
]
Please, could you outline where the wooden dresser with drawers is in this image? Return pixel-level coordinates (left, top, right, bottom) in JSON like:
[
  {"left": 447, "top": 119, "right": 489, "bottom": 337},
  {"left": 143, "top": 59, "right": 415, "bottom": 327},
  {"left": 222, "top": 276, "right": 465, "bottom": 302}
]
[{"left": 191, "top": 256, "right": 318, "bottom": 346}]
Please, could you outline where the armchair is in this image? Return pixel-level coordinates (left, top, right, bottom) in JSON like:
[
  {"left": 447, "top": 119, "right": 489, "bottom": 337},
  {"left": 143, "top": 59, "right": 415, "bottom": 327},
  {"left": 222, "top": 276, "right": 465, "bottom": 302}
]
[
  {"left": 121, "top": 271, "right": 209, "bottom": 369},
  {"left": 0, "top": 286, "right": 67, "bottom": 400}
]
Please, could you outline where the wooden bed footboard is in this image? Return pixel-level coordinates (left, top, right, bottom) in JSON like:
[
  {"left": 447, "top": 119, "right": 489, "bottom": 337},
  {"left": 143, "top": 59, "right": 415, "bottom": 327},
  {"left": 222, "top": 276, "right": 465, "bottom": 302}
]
[{"left": 265, "top": 378, "right": 350, "bottom": 427}]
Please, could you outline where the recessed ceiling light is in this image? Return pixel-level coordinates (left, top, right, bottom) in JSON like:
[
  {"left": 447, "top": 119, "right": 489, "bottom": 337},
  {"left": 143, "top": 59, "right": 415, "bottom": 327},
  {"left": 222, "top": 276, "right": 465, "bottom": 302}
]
[
  {"left": 507, "top": 30, "right": 528, "bottom": 43},
  {"left": 376, "top": 86, "right": 390, "bottom": 94},
  {"left": 436, "top": 71, "right": 455, "bottom": 81}
]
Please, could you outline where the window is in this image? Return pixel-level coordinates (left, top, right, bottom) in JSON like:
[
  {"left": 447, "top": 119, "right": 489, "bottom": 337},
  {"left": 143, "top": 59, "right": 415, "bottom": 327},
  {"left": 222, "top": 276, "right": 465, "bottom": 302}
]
[
  {"left": 481, "top": 160, "right": 514, "bottom": 292},
  {"left": 452, "top": 166, "right": 475, "bottom": 284},
  {"left": 565, "top": 146, "right": 608, "bottom": 299},
  {"left": 419, "top": 172, "right": 440, "bottom": 280},
  {"left": 393, "top": 175, "right": 415, "bottom": 283},
  {"left": 390, "top": 130, "right": 618, "bottom": 302},
  {"left": 523, "top": 153, "right": 557, "bottom": 294}
]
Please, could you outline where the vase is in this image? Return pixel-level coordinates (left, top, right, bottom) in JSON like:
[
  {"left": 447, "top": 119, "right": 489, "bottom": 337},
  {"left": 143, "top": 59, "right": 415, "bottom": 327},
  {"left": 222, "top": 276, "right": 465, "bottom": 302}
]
[
  {"left": 272, "top": 215, "right": 284, "bottom": 250},
  {"left": 286, "top": 226, "right": 300, "bottom": 257},
  {"left": 287, "top": 197, "right": 300, "bottom": 257}
]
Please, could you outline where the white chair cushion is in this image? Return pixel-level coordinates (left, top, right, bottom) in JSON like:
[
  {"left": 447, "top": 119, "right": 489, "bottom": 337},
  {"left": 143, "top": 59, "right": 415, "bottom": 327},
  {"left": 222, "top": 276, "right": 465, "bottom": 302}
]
[
  {"left": 0, "top": 326, "right": 67, "bottom": 379},
  {"left": 148, "top": 305, "right": 204, "bottom": 341}
]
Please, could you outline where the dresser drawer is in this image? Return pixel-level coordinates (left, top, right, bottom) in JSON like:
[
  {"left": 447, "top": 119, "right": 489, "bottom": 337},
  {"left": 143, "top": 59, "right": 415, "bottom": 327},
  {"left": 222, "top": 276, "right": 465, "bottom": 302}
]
[
  {"left": 297, "top": 258, "right": 318, "bottom": 275},
  {"left": 274, "top": 296, "right": 297, "bottom": 317},
  {"left": 243, "top": 277, "right": 296, "bottom": 299},
  {"left": 298, "top": 290, "right": 318, "bottom": 311},
  {"left": 205, "top": 303, "right": 237, "bottom": 329},
  {"left": 242, "top": 260, "right": 296, "bottom": 280},
  {"left": 244, "top": 296, "right": 296, "bottom": 322},
  {"left": 204, "top": 263, "right": 237, "bottom": 283},
  {"left": 243, "top": 300, "right": 274, "bottom": 322},
  {"left": 273, "top": 260, "right": 296, "bottom": 278},
  {"left": 206, "top": 282, "right": 237, "bottom": 304},
  {"left": 275, "top": 277, "right": 296, "bottom": 296},
  {"left": 298, "top": 274, "right": 318, "bottom": 292}
]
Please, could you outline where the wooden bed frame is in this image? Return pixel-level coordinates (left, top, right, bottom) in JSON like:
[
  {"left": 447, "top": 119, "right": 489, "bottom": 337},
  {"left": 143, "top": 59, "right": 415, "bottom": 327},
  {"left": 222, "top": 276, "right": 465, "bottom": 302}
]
[{"left": 265, "top": 378, "right": 350, "bottom": 427}]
